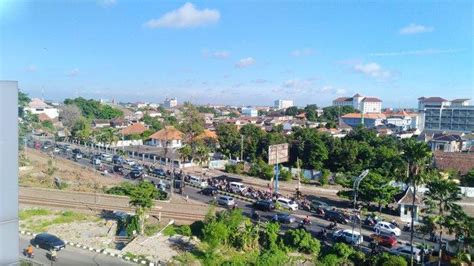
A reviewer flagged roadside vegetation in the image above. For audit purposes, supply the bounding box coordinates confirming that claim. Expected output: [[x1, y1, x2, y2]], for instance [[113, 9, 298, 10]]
[[19, 208, 98, 233]]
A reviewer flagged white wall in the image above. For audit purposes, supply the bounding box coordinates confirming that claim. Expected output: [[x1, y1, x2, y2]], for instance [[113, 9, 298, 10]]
[[0, 81, 19, 264]]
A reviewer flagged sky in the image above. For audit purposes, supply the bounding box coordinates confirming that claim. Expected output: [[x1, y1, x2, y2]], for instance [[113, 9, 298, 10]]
[[0, 0, 472, 108]]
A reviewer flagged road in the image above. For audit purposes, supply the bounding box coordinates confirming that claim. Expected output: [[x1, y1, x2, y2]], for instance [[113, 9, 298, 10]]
[[19, 235, 134, 266], [31, 142, 435, 250]]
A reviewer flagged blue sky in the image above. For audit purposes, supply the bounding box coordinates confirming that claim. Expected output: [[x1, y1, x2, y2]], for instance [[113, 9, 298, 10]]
[[0, 0, 472, 107]]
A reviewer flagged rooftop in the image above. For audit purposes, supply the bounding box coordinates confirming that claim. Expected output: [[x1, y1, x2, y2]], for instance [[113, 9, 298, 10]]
[[149, 126, 183, 140], [120, 123, 147, 136]]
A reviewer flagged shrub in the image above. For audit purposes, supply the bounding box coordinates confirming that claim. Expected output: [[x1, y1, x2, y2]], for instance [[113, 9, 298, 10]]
[[279, 168, 292, 181], [320, 169, 330, 186], [283, 229, 321, 255]]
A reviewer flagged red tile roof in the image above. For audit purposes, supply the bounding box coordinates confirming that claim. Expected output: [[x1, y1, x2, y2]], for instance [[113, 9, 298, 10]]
[[434, 151, 474, 175], [38, 113, 51, 122], [149, 126, 183, 140], [120, 123, 147, 136]]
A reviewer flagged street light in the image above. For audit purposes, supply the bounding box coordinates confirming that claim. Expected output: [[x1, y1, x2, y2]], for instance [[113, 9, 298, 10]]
[[140, 219, 174, 245], [351, 169, 369, 246]]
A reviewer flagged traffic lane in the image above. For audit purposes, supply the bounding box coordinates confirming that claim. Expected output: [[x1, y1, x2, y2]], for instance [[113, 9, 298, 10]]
[[19, 235, 133, 266]]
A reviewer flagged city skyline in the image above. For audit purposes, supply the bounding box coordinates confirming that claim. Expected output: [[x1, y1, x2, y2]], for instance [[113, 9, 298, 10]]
[[1, 1, 472, 107]]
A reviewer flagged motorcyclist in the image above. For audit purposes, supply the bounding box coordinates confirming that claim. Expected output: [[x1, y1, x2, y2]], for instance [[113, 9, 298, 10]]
[[303, 215, 311, 225], [50, 249, 57, 261], [26, 245, 33, 257]]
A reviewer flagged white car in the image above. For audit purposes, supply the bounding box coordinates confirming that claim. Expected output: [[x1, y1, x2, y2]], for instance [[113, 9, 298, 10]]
[[276, 197, 298, 211], [100, 154, 113, 162], [217, 196, 235, 207], [389, 246, 422, 263], [124, 159, 137, 166], [188, 175, 208, 188], [333, 229, 363, 245], [374, 221, 401, 236]]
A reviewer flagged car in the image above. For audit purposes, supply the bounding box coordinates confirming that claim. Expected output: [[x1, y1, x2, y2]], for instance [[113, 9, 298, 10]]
[[188, 175, 208, 188], [324, 210, 350, 224], [370, 233, 398, 248], [91, 156, 101, 165], [271, 213, 296, 224], [332, 229, 363, 245], [253, 200, 276, 212], [200, 187, 218, 196], [389, 246, 422, 264], [229, 182, 247, 194], [153, 168, 166, 177], [217, 196, 235, 207], [374, 221, 401, 236], [53, 147, 61, 153], [32, 233, 66, 251], [112, 155, 123, 164], [124, 159, 136, 166], [113, 165, 124, 173], [132, 165, 144, 171], [73, 152, 83, 160], [129, 170, 144, 179], [276, 197, 298, 211], [310, 200, 330, 210], [72, 148, 81, 154], [100, 154, 113, 162]]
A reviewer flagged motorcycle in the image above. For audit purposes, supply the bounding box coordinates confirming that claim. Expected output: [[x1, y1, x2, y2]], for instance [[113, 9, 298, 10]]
[[326, 222, 337, 230], [47, 253, 57, 262], [252, 212, 261, 222], [316, 229, 328, 240], [403, 223, 411, 232]]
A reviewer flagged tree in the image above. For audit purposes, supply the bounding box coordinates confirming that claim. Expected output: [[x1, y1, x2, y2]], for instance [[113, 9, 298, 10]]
[[128, 181, 156, 235], [285, 106, 300, 116], [216, 123, 241, 159], [424, 176, 462, 266], [283, 229, 321, 255], [460, 169, 474, 187], [240, 124, 266, 162], [401, 138, 431, 265], [178, 145, 192, 163], [59, 104, 82, 129], [142, 114, 163, 131], [179, 102, 205, 141], [71, 117, 91, 141], [304, 104, 319, 122], [95, 127, 119, 146], [64, 97, 122, 119], [358, 172, 400, 212]]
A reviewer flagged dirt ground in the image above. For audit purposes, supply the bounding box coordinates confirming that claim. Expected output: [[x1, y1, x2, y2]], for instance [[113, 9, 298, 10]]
[[19, 148, 122, 192]]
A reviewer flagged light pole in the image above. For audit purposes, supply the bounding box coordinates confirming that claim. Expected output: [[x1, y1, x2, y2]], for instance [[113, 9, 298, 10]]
[[351, 169, 369, 246]]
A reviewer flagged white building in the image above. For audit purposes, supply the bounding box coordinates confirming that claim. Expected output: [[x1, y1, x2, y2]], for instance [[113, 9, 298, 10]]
[[333, 93, 382, 113], [164, 97, 178, 108], [274, 99, 294, 110], [25, 98, 59, 119], [418, 97, 474, 133], [241, 107, 258, 117], [147, 126, 183, 149]]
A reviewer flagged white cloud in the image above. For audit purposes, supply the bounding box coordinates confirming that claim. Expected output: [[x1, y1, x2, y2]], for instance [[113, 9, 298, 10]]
[[315, 86, 346, 95], [98, 0, 117, 7], [144, 2, 220, 29], [203, 49, 230, 59], [25, 64, 37, 72], [235, 57, 256, 68], [290, 48, 314, 57], [369, 48, 465, 57], [353, 62, 392, 79], [67, 68, 80, 77], [399, 23, 434, 34]]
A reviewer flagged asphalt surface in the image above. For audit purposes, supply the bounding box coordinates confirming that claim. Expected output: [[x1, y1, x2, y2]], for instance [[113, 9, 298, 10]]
[[31, 142, 435, 253], [19, 235, 134, 266]]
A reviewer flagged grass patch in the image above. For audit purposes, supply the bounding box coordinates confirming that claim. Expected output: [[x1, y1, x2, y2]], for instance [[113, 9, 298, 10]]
[[163, 224, 192, 237], [19, 209, 50, 220], [144, 223, 162, 237]]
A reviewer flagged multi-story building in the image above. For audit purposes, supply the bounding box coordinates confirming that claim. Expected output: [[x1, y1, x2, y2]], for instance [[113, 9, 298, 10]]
[[241, 107, 258, 117], [340, 113, 386, 128], [25, 98, 59, 119], [274, 99, 294, 110], [164, 97, 178, 108], [418, 97, 474, 133], [333, 93, 382, 113]]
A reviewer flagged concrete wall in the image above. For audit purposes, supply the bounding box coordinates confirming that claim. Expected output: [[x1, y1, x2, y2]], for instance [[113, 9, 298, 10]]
[[0, 81, 19, 264]]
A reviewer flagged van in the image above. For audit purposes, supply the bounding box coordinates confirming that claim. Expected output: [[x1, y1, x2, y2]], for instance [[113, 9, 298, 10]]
[[229, 182, 247, 194], [188, 175, 208, 188], [277, 197, 298, 211]]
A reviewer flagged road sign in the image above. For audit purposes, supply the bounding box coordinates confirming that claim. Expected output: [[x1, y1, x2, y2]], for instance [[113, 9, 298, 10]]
[[268, 143, 289, 165]]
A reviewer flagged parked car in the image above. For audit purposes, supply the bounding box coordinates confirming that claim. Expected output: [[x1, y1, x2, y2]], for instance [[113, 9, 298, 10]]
[[374, 221, 401, 236], [310, 200, 330, 210], [217, 195, 235, 207], [153, 168, 166, 177], [124, 159, 136, 166], [100, 154, 113, 162], [132, 165, 144, 171], [112, 155, 123, 164], [200, 187, 218, 196], [188, 175, 208, 188], [324, 210, 350, 224], [276, 197, 298, 211], [229, 182, 247, 194], [73, 152, 83, 160], [72, 148, 81, 154], [253, 200, 276, 212], [271, 213, 296, 224], [129, 170, 144, 179], [32, 233, 65, 251], [53, 147, 61, 153], [332, 229, 363, 245], [389, 246, 422, 264], [91, 156, 101, 165], [369, 233, 398, 248]]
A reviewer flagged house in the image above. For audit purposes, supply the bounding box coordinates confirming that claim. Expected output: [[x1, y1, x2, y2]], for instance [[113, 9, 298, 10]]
[[397, 187, 423, 223], [340, 113, 386, 128], [25, 98, 59, 119], [120, 123, 147, 136], [428, 134, 463, 152], [110, 118, 128, 129], [433, 151, 474, 175], [92, 119, 111, 128], [38, 113, 52, 122], [147, 126, 183, 148], [241, 107, 258, 117], [333, 93, 382, 113]]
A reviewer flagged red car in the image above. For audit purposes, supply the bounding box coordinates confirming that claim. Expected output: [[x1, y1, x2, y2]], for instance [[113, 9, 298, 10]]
[[370, 233, 397, 248]]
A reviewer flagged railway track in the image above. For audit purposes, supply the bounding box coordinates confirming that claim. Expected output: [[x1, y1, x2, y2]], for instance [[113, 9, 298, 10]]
[[19, 195, 206, 222]]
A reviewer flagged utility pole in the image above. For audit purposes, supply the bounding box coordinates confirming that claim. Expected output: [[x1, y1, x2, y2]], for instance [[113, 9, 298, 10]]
[[240, 135, 244, 161], [352, 169, 369, 247]]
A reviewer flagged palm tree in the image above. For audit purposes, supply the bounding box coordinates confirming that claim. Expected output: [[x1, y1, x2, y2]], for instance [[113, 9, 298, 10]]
[[128, 182, 156, 235], [401, 138, 431, 266], [424, 176, 462, 266], [178, 144, 192, 163]]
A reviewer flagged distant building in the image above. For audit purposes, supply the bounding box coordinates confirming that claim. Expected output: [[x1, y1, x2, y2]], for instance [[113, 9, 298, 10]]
[[340, 113, 386, 128], [274, 99, 294, 110], [418, 97, 474, 133], [333, 93, 382, 113], [164, 97, 178, 108], [241, 107, 258, 117], [25, 98, 59, 119], [147, 126, 183, 148]]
